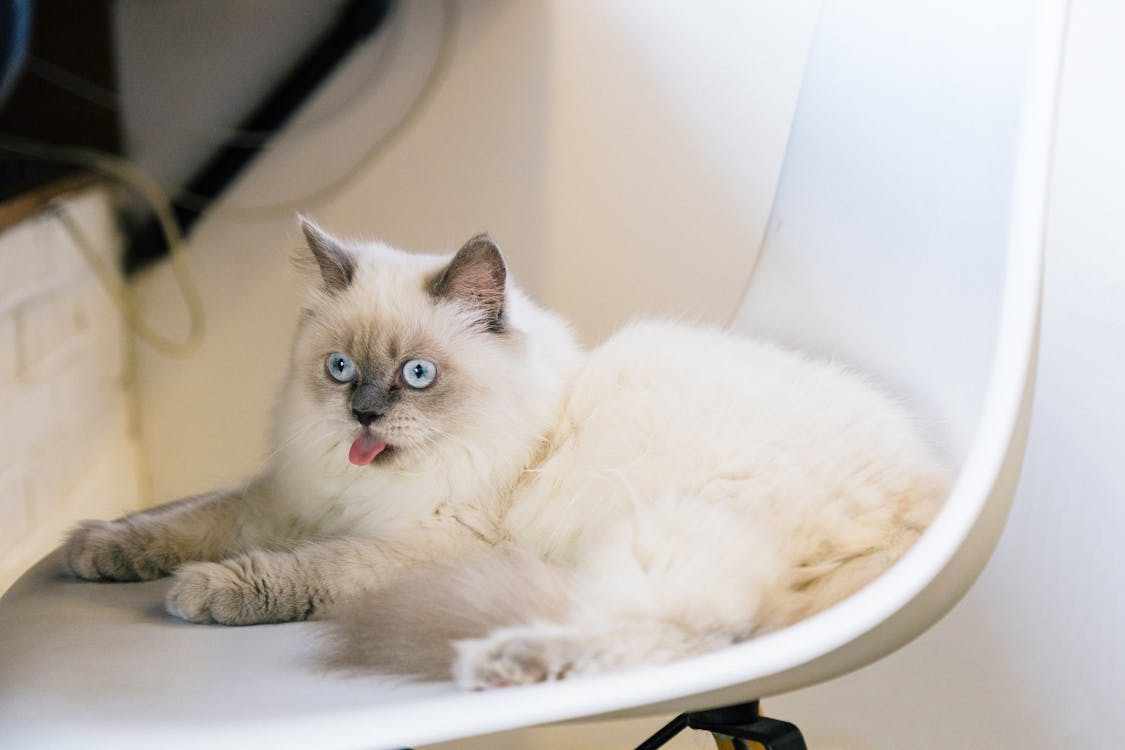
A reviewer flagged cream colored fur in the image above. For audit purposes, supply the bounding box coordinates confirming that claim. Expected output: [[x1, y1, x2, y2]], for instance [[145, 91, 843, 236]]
[[62, 222, 949, 688]]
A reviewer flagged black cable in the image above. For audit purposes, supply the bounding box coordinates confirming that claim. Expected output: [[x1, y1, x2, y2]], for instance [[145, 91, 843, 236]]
[[126, 0, 394, 272]]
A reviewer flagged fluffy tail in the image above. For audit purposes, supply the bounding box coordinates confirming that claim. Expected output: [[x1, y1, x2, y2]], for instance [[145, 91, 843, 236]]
[[324, 547, 572, 680]]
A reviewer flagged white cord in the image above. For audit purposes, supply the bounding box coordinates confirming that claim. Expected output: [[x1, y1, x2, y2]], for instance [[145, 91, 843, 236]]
[[1, 136, 206, 356]]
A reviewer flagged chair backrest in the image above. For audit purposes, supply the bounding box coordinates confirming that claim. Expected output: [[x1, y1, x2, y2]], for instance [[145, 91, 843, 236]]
[[663, 0, 1065, 709], [733, 0, 1046, 462]]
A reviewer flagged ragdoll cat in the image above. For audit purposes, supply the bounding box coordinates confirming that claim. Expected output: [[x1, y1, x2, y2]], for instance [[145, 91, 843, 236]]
[[62, 219, 949, 688]]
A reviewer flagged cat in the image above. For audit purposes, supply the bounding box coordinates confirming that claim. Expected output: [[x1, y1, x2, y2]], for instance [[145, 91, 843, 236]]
[[62, 218, 950, 688]]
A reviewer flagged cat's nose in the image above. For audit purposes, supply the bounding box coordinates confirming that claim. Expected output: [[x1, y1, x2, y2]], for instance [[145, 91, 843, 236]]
[[350, 383, 391, 426], [352, 408, 383, 426]]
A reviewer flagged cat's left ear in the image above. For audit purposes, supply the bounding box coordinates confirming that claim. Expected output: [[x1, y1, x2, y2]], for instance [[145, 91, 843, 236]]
[[430, 233, 507, 332], [297, 215, 355, 294]]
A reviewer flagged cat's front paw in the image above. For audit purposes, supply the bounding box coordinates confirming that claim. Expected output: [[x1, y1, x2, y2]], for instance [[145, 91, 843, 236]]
[[454, 628, 582, 689], [165, 554, 308, 625], [165, 561, 259, 625], [63, 520, 172, 581]]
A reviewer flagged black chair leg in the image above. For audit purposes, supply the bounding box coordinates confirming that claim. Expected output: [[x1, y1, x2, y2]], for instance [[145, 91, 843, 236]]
[[634, 700, 807, 750]]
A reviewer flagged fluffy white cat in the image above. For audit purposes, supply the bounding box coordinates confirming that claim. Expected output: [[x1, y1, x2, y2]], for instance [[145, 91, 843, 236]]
[[63, 220, 948, 688]]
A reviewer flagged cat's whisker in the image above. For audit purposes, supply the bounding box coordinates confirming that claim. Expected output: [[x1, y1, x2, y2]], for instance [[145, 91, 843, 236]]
[[265, 419, 346, 461], [321, 439, 345, 461], [265, 423, 321, 459], [289, 428, 346, 457]]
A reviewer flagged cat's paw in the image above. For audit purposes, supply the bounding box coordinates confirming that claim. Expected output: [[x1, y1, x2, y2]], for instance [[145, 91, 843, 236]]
[[453, 628, 582, 689], [63, 520, 172, 581], [165, 560, 260, 625], [165, 554, 309, 625]]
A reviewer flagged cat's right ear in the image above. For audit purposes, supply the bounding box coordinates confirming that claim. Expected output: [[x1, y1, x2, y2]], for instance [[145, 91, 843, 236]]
[[430, 234, 507, 332], [296, 215, 355, 294]]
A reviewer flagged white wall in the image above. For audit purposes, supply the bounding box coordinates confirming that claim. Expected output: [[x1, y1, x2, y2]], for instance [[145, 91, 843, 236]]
[[0, 190, 145, 592], [125, 0, 1125, 748], [539, 0, 819, 339]]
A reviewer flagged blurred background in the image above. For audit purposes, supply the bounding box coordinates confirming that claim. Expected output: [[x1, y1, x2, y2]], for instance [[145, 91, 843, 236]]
[[1, 1, 1122, 748]]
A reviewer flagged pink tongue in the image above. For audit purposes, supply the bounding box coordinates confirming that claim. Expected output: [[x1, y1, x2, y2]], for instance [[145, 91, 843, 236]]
[[348, 433, 388, 466]]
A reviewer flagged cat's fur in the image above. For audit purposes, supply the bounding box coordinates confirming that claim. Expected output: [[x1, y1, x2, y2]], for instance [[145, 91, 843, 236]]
[[63, 220, 949, 688]]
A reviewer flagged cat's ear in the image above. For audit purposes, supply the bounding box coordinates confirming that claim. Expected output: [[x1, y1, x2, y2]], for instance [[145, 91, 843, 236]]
[[430, 233, 507, 332], [296, 215, 356, 293]]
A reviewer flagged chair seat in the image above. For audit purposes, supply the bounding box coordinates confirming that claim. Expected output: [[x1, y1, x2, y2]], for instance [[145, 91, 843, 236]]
[[0, 554, 817, 749], [0, 555, 499, 749]]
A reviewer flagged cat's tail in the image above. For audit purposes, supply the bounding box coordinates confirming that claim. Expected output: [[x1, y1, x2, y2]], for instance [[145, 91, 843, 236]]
[[323, 546, 573, 680]]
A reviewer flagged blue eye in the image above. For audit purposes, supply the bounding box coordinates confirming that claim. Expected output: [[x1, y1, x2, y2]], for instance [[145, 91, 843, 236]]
[[326, 352, 357, 383], [401, 358, 436, 389]]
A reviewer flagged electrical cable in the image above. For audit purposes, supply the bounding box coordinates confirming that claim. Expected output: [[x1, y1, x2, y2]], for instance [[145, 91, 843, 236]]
[[21, 1, 402, 149], [171, 0, 458, 220], [0, 135, 206, 356], [18, 0, 457, 223]]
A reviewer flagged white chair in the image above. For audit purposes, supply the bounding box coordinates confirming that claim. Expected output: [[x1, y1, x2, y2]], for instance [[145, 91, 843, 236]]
[[0, 1, 1066, 748]]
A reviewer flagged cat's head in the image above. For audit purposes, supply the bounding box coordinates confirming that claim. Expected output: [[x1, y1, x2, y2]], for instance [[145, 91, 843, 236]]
[[272, 218, 577, 480]]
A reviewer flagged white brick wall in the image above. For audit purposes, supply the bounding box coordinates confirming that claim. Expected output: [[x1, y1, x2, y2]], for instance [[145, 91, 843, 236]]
[[0, 188, 144, 592]]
